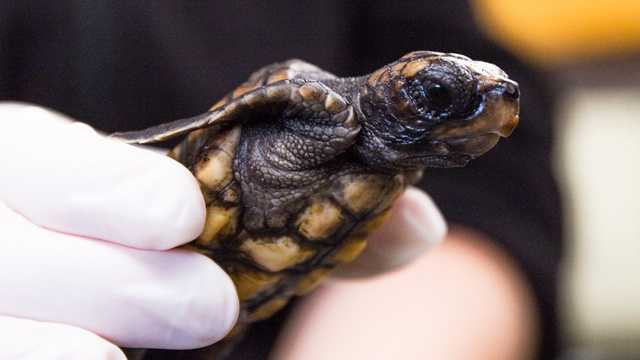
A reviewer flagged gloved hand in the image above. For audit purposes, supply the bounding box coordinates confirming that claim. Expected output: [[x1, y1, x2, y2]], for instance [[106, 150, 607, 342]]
[[0, 103, 239, 359]]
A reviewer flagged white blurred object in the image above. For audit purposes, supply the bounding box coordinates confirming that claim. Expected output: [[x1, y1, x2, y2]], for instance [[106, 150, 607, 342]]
[[557, 86, 640, 352]]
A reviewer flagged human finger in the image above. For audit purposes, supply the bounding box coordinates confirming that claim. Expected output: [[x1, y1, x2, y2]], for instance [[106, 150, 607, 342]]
[[0, 202, 238, 349], [0, 103, 204, 250], [0, 315, 126, 360]]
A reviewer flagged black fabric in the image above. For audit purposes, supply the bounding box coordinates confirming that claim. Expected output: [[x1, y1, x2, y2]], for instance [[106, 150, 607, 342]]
[[0, 1, 563, 359]]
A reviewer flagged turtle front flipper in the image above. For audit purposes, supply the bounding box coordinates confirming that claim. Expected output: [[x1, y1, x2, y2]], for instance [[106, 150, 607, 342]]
[[110, 59, 336, 145], [109, 80, 300, 145], [109, 111, 225, 144], [230, 80, 360, 230]]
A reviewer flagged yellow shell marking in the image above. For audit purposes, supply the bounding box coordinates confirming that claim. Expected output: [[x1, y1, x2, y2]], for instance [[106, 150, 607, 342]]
[[295, 268, 332, 296], [332, 237, 368, 264], [353, 209, 392, 238], [296, 200, 344, 240], [229, 268, 282, 301], [193, 127, 241, 191], [194, 151, 233, 191], [240, 236, 315, 272], [341, 175, 387, 214], [247, 297, 290, 322], [197, 206, 238, 247]]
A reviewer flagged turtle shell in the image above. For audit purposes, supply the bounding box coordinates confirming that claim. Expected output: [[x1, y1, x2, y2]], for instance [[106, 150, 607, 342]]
[[109, 59, 403, 328], [175, 125, 407, 322], [159, 60, 412, 325]]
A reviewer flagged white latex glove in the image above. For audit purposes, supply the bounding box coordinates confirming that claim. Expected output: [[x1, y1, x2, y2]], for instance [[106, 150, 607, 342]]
[[0, 103, 239, 359]]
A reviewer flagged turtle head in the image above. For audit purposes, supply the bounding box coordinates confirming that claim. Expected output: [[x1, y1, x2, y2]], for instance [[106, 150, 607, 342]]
[[355, 51, 519, 169]]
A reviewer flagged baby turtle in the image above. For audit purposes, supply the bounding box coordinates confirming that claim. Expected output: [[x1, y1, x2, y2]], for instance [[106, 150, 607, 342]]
[[112, 51, 519, 358]]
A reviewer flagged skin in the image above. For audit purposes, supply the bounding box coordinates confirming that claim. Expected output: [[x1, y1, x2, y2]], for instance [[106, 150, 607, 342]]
[[273, 227, 538, 360]]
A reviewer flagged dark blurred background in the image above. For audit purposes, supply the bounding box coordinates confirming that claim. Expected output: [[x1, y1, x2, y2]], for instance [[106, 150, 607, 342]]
[[1, 1, 639, 359]]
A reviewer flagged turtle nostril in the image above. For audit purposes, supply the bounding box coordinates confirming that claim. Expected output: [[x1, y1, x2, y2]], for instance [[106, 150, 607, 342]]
[[503, 82, 519, 100]]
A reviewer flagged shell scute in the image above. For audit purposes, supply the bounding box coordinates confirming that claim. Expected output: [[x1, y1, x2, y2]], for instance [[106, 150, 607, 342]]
[[295, 199, 344, 241], [334, 173, 389, 215], [239, 236, 315, 272], [228, 265, 283, 301], [294, 268, 332, 296], [193, 126, 241, 191], [197, 205, 239, 247]]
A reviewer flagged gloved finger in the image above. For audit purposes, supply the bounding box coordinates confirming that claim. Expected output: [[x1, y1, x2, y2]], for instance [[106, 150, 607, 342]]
[[0, 315, 126, 360], [0, 202, 239, 349], [0, 102, 205, 250], [333, 187, 447, 277]]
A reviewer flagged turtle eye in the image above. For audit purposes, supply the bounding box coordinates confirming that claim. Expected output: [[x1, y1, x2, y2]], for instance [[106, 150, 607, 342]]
[[425, 83, 452, 111], [409, 78, 455, 119]]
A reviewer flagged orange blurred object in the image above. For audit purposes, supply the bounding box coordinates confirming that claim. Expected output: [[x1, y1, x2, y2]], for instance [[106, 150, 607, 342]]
[[472, 0, 640, 65]]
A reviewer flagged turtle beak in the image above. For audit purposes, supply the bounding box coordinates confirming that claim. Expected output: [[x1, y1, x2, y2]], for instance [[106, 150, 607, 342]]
[[491, 80, 520, 137], [428, 79, 520, 157]]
